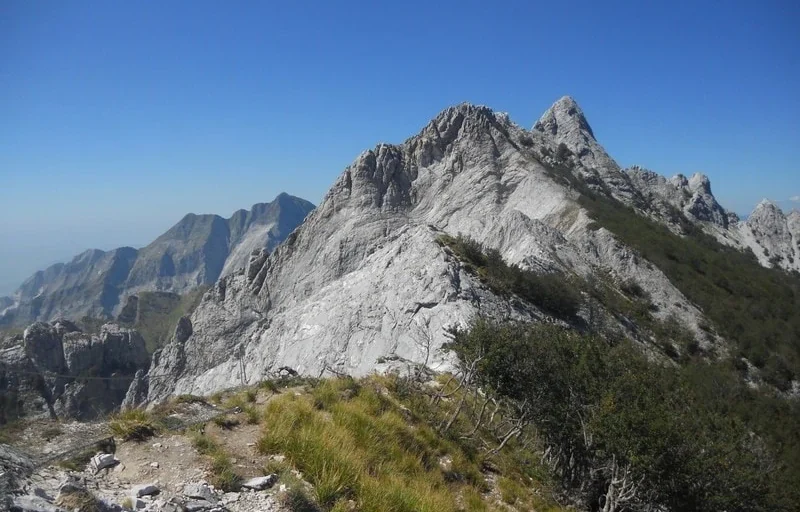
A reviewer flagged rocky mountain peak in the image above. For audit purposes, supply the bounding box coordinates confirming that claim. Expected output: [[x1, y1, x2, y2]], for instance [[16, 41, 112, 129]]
[[752, 198, 782, 215], [688, 172, 712, 194], [417, 102, 514, 148], [533, 95, 596, 141], [741, 199, 800, 270]]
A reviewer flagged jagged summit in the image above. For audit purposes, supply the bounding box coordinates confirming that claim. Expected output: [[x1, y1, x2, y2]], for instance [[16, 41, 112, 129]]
[[753, 198, 781, 212], [533, 95, 596, 141], [143, 96, 727, 400]]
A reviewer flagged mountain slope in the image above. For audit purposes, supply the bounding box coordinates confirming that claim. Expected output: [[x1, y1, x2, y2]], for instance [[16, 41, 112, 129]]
[[0, 194, 314, 327], [146, 98, 754, 401]]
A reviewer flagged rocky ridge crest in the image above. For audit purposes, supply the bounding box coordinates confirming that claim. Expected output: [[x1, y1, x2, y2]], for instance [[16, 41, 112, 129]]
[[144, 97, 728, 401]]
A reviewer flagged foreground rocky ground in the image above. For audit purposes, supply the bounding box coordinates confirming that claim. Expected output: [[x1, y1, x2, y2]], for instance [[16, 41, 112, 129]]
[[2, 388, 304, 512], [3, 376, 564, 512]]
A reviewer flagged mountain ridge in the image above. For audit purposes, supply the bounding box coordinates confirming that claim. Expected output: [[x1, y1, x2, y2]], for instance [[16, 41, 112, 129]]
[[142, 96, 800, 402], [138, 98, 717, 400], [0, 194, 315, 328]]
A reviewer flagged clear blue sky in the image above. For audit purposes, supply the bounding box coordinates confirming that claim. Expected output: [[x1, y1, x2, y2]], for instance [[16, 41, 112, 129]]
[[1, 1, 798, 294]]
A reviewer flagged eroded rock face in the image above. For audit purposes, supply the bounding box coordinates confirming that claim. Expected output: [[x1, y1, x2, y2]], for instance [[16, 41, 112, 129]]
[[0, 321, 150, 422], [736, 200, 800, 271], [625, 167, 732, 228], [144, 99, 717, 401]]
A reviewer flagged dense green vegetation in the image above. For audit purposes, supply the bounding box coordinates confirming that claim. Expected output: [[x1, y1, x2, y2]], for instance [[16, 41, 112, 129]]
[[438, 233, 698, 360], [445, 319, 800, 511], [571, 170, 800, 389], [436, 188, 800, 510], [437, 234, 582, 319]]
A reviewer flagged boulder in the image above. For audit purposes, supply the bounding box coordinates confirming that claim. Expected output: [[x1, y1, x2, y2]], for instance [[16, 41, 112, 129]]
[[241, 474, 278, 491], [132, 483, 160, 497], [89, 453, 119, 473], [183, 482, 216, 501]]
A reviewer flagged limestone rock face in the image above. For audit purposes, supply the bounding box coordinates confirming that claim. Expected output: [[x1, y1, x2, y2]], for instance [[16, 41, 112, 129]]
[[735, 200, 800, 270], [625, 167, 732, 227], [533, 96, 641, 204], [0, 194, 314, 328], [145, 99, 715, 401], [0, 321, 149, 421], [23, 323, 67, 374]]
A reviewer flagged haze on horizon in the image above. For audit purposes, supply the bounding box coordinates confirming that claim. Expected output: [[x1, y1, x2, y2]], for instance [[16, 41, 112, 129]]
[[1, 1, 798, 295]]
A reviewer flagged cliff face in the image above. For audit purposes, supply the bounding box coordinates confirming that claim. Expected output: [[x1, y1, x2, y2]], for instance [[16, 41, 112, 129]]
[[0, 194, 314, 327], [0, 320, 149, 422]]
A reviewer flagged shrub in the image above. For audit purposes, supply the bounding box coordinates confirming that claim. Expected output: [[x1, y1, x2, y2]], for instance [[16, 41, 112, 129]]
[[438, 234, 581, 319], [174, 394, 207, 404], [444, 319, 796, 510], [555, 142, 571, 161]]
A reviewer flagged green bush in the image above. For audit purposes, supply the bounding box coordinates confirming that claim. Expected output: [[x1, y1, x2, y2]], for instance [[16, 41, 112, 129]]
[[573, 174, 800, 381], [444, 319, 795, 510], [438, 234, 581, 319]]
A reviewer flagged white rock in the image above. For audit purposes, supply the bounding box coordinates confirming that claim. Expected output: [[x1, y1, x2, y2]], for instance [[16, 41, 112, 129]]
[[185, 499, 213, 511], [89, 452, 119, 473], [241, 474, 277, 491], [149, 462, 159, 469]]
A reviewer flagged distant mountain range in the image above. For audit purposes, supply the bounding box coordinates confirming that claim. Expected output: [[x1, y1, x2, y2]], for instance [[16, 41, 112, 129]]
[[0, 193, 314, 327]]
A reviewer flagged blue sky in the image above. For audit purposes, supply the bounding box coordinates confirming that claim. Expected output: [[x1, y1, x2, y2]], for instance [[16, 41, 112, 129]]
[[1, 1, 798, 294]]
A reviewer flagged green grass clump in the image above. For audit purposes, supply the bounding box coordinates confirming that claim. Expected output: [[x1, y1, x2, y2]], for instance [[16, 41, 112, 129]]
[[212, 415, 240, 429], [109, 409, 159, 441], [57, 448, 97, 471], [243, 405, 261, 424], [41, 424, 63, 440], [174, 394, 207, 404], [258, 379, 280, 394], [258, 377, 493, 512], [281, 487, 323, 512]]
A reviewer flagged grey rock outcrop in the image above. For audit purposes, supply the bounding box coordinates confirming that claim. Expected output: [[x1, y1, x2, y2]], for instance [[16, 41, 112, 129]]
[[734, 200, 800, 271], [0, 321, 149, 422], [625, 166, 732, 228], [1, 194, 314, 328], [144, 99, 717, 401]]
